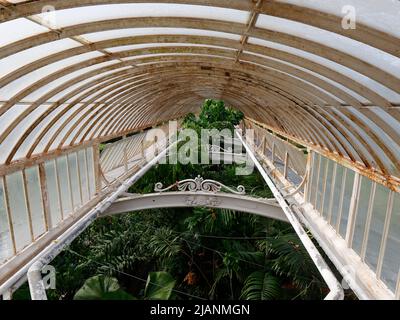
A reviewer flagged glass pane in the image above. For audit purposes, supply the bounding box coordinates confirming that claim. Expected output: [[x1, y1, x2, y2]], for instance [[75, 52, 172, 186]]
[[315, 156, 328, 212], [5, 171, 31, 252], [365, 184, 390, 271], [0, 179, 13, 263], [33, 4, 250, 28], [255, 13, 400, 80], [44, 160, 62, 227], [352, 177, 373, 254], [48, 104, 91, 151], [370, 107, 400, 136], [381, 192, 400, 292], [0, 105, 29, 165], [78, 150, 90, 203], [14, 104, 73, 160], [25, 166, 46, 239], [0, 18, 48, 48], [22, 58, 113, 102], [310, 153, 321, 207], [56, 156, 73, 216], [82, 28, 241, 43], [347, 107, 400, 176], [86, 147, 96, 197], [322, 160, 334, 219], [278, 0, 400, 38], [330, 165, 344, 229], [0, 38, 80, 79], [339, 169, 355, 238], [68, 153, 82, 209], [334, 109, 394, 174], [43, 103, 93, 150], [0, 105, 49, 164], [307, 152, 316, 203], [26, 106, 81, 158], [247, 37, 400, 103]]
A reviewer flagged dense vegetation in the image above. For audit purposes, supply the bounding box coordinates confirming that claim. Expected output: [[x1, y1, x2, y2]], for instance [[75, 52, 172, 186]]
[[15, 100, 328, 300]]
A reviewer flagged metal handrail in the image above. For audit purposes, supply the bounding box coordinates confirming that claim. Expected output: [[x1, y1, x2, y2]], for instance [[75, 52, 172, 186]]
[[25, 140, 178, 300], [236, 130, 344, 300]]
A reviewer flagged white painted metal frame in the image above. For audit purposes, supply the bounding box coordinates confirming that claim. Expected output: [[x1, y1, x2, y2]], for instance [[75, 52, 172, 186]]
[[237, 129, 344, 300], [245, 122, 307, 189], [0, 1, 399, 190], [0, 124, 172, 298], [27, 138, 178, 300], [102, 192, 286, 222], [303, 150, 399, 298], [0, 144, 98, 290], [246, 119, 399, 299]]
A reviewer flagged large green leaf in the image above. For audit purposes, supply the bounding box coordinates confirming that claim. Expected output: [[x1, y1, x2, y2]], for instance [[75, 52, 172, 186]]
[[74, 275, 134, 300], [241, 271, 281, 300], [144, 272, 176, 300]]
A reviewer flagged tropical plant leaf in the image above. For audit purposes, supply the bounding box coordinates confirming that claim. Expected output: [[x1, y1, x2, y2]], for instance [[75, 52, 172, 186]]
[[144, 271, 176, 300], [209, 268, 230, 298], [73, 275, 134, 300], [148, 228, 182, 258], [240, 271, 281, 300]]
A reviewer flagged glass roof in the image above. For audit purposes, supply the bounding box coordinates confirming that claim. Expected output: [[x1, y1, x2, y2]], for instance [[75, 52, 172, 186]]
[[0, 0, 399, 186], [277, 0, 400, 38]]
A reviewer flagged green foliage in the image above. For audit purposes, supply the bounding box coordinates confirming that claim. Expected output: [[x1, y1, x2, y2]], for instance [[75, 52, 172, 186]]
[[256, 233, 327, 299], [74, 275, 134, 300], [183, 99, 244, 132], [145, 272, 176, 300], [99, 143, 106, 153], [31, 99, 325, 301], [241, 271, 281, 300], [74, 272, 175, 300]]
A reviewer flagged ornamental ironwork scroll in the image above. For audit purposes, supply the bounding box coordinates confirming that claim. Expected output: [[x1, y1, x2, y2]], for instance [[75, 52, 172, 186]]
[[207, 144, 233, 153], [154, 175, 245, 195]]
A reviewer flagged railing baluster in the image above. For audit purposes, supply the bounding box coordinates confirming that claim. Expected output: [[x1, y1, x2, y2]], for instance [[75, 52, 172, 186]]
[[283, 151, 289, 179]]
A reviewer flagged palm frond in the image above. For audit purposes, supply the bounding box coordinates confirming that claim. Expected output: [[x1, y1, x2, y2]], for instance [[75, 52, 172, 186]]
[[240, 271, 281, 300]]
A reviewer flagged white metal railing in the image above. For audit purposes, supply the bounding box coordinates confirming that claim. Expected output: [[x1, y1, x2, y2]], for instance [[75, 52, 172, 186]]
[[99, 125, 173, 184], [243, 120, 399, 299], [0, 146, 97, 268], [244, 120, 307, 187], [27, 141, 177, 300], [0, 127, 175, 299], [100, 133, 146, 174], [237, 130, 344, 300]]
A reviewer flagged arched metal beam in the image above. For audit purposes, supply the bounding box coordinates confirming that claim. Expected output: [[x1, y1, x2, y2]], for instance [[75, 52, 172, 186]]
[[0, 48, 343, 118], [100, 192, 288, 223], [3, 59, 337, 157], [27, 66, 312, 154], [0, 17, 398, 95], [1, 34, 388, 107], [2, 0, 398, 60], [41, 59, 394, 170], [4, 58, 392, 175]]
